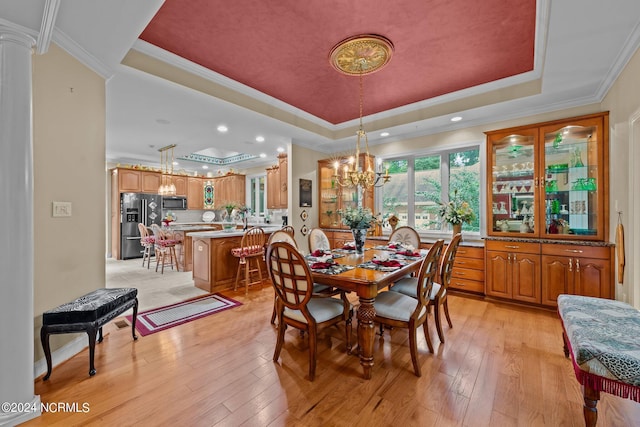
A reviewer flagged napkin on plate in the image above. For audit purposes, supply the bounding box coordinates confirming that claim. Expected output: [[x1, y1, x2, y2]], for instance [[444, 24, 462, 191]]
[[342, 242, 356, 250], [397, 249, 421, 257], [310, 249, 331, 257], [372, 259, 402, 268], [310, 261, 333, 269]]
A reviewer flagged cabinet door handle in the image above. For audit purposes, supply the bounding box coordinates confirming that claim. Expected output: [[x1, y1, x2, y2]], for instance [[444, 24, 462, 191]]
[[513, 254, 516, 262], [454, 282, 465, 287], [456, 261, 466, 264], [505, 245, 520, 249], [564, 249, 583, 254], [507, 254, 511, 262], [569, 258, 572, 272], [576, 259, 580, 272], [540, 176, 546, 187], [456, 271, 466, 276], [534, 177, 539, 187], [457, 250, 466, 255]]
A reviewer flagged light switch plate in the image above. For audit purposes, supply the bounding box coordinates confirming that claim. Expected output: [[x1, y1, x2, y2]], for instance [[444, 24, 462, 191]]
[[52, 201, 72, 217]]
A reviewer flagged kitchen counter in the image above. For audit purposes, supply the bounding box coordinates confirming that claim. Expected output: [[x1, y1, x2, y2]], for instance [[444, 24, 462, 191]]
[[189, 227, 280, 293]]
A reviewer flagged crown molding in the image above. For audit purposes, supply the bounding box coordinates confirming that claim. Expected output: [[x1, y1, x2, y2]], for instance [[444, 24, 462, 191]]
[[36, 0, 60, 55], [52, 27, 112, 78]]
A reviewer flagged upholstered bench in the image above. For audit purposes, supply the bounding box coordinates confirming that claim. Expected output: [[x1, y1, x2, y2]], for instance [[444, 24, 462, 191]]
[[40, 287, 138, 380], [557, 294, 640, 427]]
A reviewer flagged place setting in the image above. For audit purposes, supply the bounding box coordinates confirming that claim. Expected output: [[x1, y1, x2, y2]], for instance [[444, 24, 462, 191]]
[[357, 252, 408, 272], [373, 241, 423, 259], [305, 249, 353, 275], [332, 241, 370, 254]]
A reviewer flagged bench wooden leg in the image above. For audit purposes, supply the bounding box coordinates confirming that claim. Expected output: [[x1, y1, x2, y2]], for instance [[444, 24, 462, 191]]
[[131, 298, 139, 340], [583, 384, 599, 427], [87, 326, 98, 376], [41, 327, 52, 381], [562, 331, 570, 358]]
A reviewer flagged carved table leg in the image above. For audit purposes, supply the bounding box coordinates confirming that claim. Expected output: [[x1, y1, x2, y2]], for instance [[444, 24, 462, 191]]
[[357, 296, 375, 379], [562, 332, 569, 358], [583, 385, 599, 427]]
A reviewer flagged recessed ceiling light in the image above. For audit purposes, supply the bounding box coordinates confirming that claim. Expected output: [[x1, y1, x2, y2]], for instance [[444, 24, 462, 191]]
[[277, 147, 285, 153], [156, 118, 170, 125], [380, 132, 390, 137], [256, 136, 265, 142], [451, 116, 463, 122], [217, 125, 228, 133], [202, 165, 209, 169], [259, 153, 266, 158]]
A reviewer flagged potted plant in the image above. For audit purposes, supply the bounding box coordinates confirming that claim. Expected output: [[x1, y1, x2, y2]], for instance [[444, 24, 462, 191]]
[[439, 189, 475, 236], [337, 206, 374, 254]]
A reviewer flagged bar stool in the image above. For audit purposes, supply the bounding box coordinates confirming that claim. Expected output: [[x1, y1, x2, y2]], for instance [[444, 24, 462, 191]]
[[231, 227, 266, 295], [150, 224, 179, 274], [138, 223, 155, 269]]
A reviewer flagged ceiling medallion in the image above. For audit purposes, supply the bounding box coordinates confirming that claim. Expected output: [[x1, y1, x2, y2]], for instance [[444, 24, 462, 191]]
[[329, 34, 394, 76]]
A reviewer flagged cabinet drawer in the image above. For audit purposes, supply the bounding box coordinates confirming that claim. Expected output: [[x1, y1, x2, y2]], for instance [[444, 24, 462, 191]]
[[451, 267, 484, 282], [449, 278, 484, 293], [486, 240, 540, 254], [541, 243, 611, 259], [453, 257, 484, 270], [455, 246, 484, 259]]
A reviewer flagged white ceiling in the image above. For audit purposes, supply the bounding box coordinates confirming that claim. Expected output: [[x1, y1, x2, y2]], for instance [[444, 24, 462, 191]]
[[2, 0, 640, 173]]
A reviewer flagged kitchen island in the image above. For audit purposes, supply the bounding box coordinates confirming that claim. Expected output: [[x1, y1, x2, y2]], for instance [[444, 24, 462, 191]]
[[188, 226, 281, 293]]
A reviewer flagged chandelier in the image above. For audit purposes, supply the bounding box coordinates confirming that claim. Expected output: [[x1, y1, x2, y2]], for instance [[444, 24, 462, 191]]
[[158, 144, 176, 196], [329, 35, 393, 189]]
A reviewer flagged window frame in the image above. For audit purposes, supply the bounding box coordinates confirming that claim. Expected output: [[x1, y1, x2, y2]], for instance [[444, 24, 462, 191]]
[[375, 141, 485, 238], [246, 173, 266, 217]]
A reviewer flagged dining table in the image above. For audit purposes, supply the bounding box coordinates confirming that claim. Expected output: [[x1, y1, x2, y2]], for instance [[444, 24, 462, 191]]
[[309, 246, 425, 379]]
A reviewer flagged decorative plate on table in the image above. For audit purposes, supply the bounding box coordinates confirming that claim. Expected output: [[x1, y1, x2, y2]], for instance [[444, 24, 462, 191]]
[[202, 211, 216, 222]]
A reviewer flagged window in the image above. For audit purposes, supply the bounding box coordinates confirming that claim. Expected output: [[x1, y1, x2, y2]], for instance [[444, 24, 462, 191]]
[[379, 146, 481, 233], [247, 175, 266, 216]]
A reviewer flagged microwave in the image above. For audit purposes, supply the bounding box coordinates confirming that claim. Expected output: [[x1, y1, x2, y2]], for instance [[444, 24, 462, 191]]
[[162, 196, 188, 210]]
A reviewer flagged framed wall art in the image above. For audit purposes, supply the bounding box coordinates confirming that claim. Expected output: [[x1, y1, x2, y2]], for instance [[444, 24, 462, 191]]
[[299, 179, 312, 207]]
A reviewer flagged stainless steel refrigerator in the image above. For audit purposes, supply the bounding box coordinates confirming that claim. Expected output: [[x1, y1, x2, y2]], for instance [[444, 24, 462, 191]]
[[120, 193, 162, 259]]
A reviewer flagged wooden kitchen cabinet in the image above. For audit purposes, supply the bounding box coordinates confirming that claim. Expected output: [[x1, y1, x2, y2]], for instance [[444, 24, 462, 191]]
[[540, 243, 614, 307], [485, 240, 541, 304], [450, 246, 485, 294], [141, 171, 161, 193], [187, 177, 204, 209], [266, 154, 288, 209], [173, 175, 188, 196], [213, 174, 245, 209], [117, 168, 143, 192]]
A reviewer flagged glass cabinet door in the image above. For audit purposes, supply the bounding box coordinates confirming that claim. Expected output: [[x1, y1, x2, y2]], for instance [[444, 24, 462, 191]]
[[540, 116, 604, 240], [319, 162, 339, 228], [488, 129, 538, 235]]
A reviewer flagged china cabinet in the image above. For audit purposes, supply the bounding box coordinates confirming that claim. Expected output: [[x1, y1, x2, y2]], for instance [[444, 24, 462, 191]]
[[484, 112, 614, 308], [486, 112, 609, 241], [317, 154, 375, 229]]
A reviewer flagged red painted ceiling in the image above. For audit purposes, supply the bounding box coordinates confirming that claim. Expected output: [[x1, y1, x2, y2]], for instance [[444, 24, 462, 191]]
[[140, 0, 535, 125]]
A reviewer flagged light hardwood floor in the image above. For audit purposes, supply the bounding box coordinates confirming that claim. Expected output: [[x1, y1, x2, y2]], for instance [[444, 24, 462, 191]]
[[24, 263, 640, 426]]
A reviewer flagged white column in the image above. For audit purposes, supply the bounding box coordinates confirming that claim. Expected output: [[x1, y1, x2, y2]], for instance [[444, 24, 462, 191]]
[[0, 26, 41, 425]]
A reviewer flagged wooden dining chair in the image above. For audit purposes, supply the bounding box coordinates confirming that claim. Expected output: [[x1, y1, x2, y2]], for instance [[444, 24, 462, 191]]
[[281, 225, 295, 238], [388, 226, 421, 248], [308, 228, 331, 252], [231, 227, 266, 295], [390, 233, 462, 343], [266, 241, 352, 381], [373, 239, 444, 377]]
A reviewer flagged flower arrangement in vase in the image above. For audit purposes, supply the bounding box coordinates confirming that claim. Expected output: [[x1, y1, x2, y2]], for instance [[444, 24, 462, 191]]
[[439, 189, 475, 234], [337, 206, 374, 254]]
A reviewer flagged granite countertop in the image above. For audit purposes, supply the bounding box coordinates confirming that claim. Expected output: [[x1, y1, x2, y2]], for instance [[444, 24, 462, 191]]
[[187, 226, 282, 239], [483, 236, 615, 247]]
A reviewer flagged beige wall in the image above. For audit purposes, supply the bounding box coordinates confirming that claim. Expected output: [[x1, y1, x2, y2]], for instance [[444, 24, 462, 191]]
[[601, 45, 640, 307], [290, 144, 325, 251], [32, 44, 106, 360]]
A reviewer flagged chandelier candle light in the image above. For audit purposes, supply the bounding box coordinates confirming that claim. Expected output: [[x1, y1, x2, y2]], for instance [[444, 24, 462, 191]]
[[158, 144, 177, 196], [329, 35, 393, 190]]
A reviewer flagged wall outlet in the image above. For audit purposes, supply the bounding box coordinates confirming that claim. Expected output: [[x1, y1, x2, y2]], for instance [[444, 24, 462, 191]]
[[52, 201, 72, 217]]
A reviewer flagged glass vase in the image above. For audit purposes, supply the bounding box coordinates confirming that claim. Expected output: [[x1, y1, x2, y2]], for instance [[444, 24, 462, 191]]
[[351, 228, 367, 255]]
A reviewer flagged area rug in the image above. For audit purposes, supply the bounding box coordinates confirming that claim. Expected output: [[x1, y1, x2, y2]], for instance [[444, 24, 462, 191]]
[[126, 293, 241, 336]]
